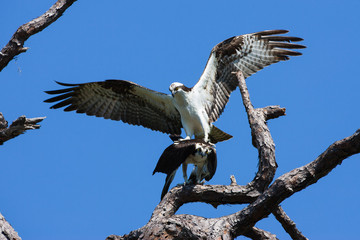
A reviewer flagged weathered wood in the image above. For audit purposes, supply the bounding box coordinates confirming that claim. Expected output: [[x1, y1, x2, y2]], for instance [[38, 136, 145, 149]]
[[108, 71, 360, 239], [0, 113, 45, 145], [272, 206, 308, 240], [0, 0, 77, 72], [226, 128, 360, 237], [1, 1, 358, 235], [236, 71, 281, 193], [0, 1, 77, 239], [146, 72, 285, 222], [0, 213, 21, 240], [243, 227, 279, 240]]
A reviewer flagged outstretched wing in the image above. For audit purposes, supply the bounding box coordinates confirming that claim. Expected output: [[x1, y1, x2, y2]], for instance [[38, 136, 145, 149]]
[[192, 29, 305, 123], [44, 80, 182, 135]]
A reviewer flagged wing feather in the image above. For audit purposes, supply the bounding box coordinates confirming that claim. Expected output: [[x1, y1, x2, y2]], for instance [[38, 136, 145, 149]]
[[192, 30, 305, 123], [153, 141, 196, 175], [44, 80, 182, 134], [204, 149, 217, 181]]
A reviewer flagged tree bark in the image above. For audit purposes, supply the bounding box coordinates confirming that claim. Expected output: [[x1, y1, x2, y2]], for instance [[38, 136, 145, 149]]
[[272, 206, 308, 240], [107, 72, 360, 239], [1, 0, 359, 238], [0, 0, 77, 72], [0, 213, 21, 240], [243, 227, 279, 240], [1, 1, 77, 239], [0, 113, 45, 145]]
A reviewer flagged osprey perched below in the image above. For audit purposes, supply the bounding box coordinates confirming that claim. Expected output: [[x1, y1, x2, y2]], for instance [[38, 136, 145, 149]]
[[153, 139, 217, 199], [45, 30, 305, 142]]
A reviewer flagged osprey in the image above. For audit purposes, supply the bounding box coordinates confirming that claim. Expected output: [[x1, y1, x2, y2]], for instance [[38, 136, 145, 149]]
[[153, 138, 217, 199], [45, 30, 305, 142]]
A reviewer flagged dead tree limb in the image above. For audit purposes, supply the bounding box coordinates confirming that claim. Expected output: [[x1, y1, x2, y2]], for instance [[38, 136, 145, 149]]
[[236, 71, 283, 193], [0, 112, 45, 145], [0, 0, 77, 72], [243, 227, 279, 240], [108, 71, 360, 239], [226, 127, 360, 237], [237, 71, 306, 238], [145, 71, 286, 221], [0, 212, 21, 240], [0, 1, 77, 239], [272, 206, 308, 240]]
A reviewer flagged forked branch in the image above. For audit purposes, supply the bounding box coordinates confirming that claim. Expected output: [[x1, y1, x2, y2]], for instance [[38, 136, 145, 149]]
[[0, 1, 76, 239], [108, 71, 360, 239], [147, 72, 286, 222], [0, 113, 45, 145], [226, 127, 360, 237], [112, 71, 360, 239]]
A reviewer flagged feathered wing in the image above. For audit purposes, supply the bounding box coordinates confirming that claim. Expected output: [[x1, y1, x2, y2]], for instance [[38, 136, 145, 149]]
[[204, 149, 217, 181], [44, 80, 182, 135], [161, 172, 176, 200], [192, 29, 305, 123], [153, 139, 216, 199], [153, 141, 195, 200], [153, 140, 197, 175]]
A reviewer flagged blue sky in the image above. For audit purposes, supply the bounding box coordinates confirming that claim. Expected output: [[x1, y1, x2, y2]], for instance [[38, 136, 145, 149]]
[[1, 1, 359, 239]]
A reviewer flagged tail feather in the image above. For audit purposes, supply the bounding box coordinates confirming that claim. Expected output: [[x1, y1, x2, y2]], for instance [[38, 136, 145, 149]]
[[161, 171, 176, 200], [209, 125, 232, 143]]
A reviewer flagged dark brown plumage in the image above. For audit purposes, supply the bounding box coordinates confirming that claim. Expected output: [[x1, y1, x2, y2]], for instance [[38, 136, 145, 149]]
[[153, 139, 217, 199]]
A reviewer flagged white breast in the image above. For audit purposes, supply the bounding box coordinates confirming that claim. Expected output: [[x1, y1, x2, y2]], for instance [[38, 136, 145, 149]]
[[185, 152, 207, 167], [172, 91, 210, 139]]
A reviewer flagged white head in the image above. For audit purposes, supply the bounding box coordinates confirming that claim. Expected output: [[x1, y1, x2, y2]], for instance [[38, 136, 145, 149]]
[[169, 82, 184, 95], [195, 143, 212, 156], [169, 82, 190, 96]]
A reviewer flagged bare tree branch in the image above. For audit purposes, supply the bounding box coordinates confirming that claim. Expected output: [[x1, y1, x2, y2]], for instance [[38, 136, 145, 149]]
[[151, 183, 259, 220], [147, 71, 286, 220], [0, 212, 21, 240], [236, 71, 281, 192], [236, 71, 308, 239], [3, 0, 340, 239], [1, 1, 77, 239], [272, 206, 308, 240], [108, 71, 359, 239], [227, 128, 360, 237], [0, 113, 45, 145], [243, 227, 279, 240], [0, 0, 77, 72]]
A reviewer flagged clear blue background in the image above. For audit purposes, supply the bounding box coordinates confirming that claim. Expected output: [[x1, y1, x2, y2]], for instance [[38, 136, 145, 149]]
[[1, 1, 359, 239]]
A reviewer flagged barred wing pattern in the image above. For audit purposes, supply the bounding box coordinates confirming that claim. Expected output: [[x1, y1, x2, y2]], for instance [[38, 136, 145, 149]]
[[45, 80, 182, 135], [192, 29, 305, 123]]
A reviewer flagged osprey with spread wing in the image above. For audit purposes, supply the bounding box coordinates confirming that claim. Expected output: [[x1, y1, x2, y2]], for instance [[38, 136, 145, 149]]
[[45, 30, 305, 142]]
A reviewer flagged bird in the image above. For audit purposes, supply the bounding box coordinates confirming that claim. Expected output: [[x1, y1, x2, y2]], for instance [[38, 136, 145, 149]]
[[153, 138, 217, 199], [44, 30, 305, 143]]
